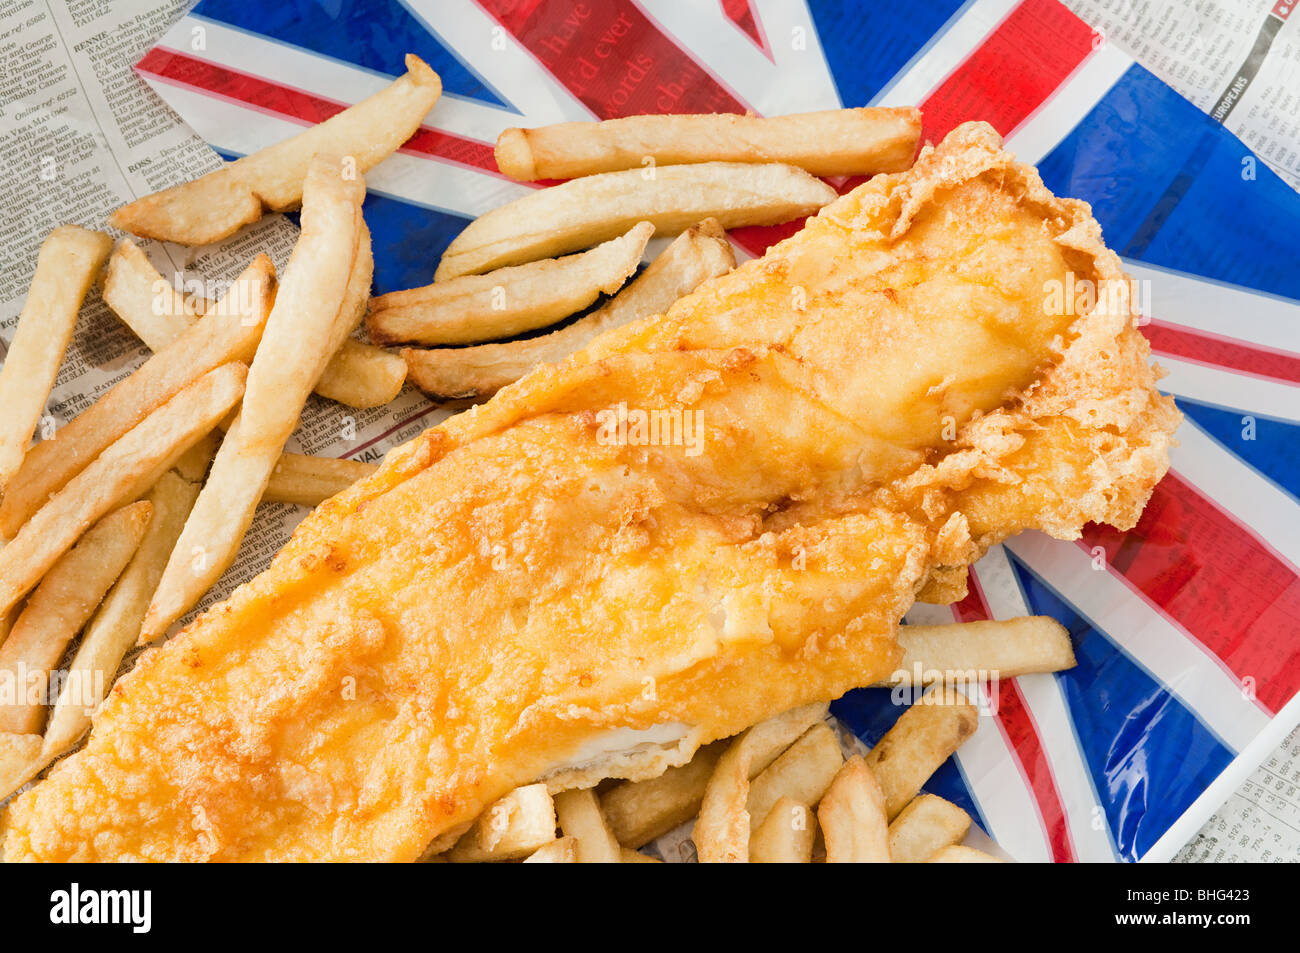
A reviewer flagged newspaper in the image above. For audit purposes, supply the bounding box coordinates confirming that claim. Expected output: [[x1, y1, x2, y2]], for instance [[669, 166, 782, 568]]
[[1067, 0, 1300, 190], [1175, 724, 1300, 862], [0, 0, 447, 621]]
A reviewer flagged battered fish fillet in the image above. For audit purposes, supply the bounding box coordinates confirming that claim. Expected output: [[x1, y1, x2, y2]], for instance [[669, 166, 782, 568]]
[[1, 123, 1178, 861]]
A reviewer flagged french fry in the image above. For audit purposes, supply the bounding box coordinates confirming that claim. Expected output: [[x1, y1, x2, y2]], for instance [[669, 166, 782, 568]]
[[313, 339, 406, 409], [553, 788, 622, 863], [881, 617, 1076, 686], [864, 685, 979, 820], [141, 158, 365, 642], [619, 848, 661, 863], [496, 107, 921, 181], [103, 238, 404, 409], [0, 363, 246, 621], [818, 755, 890, 863], [367, 222, 653, 346], [0, 255, 274, 539], [404, 219, 735, 399], [111, 55, 441, 245], [41, 471, 203, 757], [0, 733, 45, 802], [263, 454, 377, 508], [0, 226, 112, 491], [448, 783, 557, 862], [925, 845, 1006, 863], [100, 237, 201, 346], [694, 702, 829, 863], [601, 740, 725, 849], [886, 794, 972, 864], [434, 161, 835, 280], [750, 796, 817, 863], [0, 501, 151, 734], [746, 722, 843, 833], [523, 836, 578, 863]]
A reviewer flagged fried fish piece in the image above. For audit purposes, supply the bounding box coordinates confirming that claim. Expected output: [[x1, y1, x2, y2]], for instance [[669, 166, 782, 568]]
[[0, 123, 1177, 861]]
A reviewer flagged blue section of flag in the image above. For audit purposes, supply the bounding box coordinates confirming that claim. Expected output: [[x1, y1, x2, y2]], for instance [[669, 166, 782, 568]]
[[190, 0, 507, 106], [832, 685, 987, 835], [362, 192, 466, 294], [1179, 399, 1300, 503], [809, 0, 969, 107], [1008, 552, 1235, 862], [1037, 64, 1300, 302]]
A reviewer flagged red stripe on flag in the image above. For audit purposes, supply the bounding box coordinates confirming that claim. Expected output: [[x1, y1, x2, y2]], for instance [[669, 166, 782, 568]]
[[953, 571, 1078, 862], [720, 0, 771, 56], [477, 0, 746, 117], [919, 0, 1096, 144], [1144, 319, 1300, 386], [135, 48, 500, 174], [1082, 472, 1300, 713]]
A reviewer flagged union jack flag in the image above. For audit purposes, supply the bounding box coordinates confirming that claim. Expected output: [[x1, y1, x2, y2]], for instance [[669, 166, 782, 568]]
[[135, 0, 1300, 862]]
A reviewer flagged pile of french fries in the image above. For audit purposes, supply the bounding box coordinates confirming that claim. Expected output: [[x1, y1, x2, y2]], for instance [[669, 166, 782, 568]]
[[436, 616, 1076, 863], [0, 58, 448, 798]]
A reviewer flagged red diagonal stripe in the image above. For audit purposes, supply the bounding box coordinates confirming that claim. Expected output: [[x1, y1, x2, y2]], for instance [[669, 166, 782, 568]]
[[1143, 319, 1300, 386], [952, 571, 1077, 862], [1082, 472, 1300, 713], [477, 0, 746, 117], [721, 0, 770, 56], [135, 48, 499, 174], [920, 0, 1096, 144]]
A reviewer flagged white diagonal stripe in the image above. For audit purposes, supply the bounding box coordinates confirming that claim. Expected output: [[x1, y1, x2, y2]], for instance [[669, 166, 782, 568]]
[[974, 545, 1118, 861], [1156, 357, 1300, 424], [1126, 259, 1300, 354], [1171, 418, 1300, 566], [1003, 41, 1131, 164], [1005, 532, 1269, 752], [871, 0, 1020, 108]]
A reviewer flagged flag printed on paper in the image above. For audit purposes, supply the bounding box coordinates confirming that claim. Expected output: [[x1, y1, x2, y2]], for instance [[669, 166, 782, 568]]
[[136, 0, 1300, 862]]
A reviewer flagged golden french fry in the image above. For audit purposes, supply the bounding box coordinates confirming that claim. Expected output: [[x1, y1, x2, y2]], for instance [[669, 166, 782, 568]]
[[881, 616, 1076, 686], [0, 256, 273, 539], [553, 788, 621, 863], [0, 501, 151, 734], [313, 340, 406, 409], [103, 239, 403, 409], [746, 722, 843, 833], [496, 107, 921, 181], [886, 794, 972, 864], [0, 363, 246, 621], [926, 845, 1006, 863], [142, 159, 365, 642], [172, 431, 220, 484], [523, 836, 578, 863], [750, 796, 817, 863], [819, 755, 890, 863], [101, 237, 200, 346], [694, 702, 829, 863], [435, 161, 835, 280], [619, 848, 661, 863], [111, 55, 440, 245], [865, 686, 979, 820], [0, 732, 45, 802], [404, 219, 735, 399], [368, 222, 653, 346], [41, 471, 203, 757], [601, 740, 725, 849], [0, 226, 112, 491], [263, 454, 378, 508], [448, 783, 557, 862]]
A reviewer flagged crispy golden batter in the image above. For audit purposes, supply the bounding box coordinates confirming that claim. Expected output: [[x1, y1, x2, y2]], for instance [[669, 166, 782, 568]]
[[1, 123, 1177, 861]]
